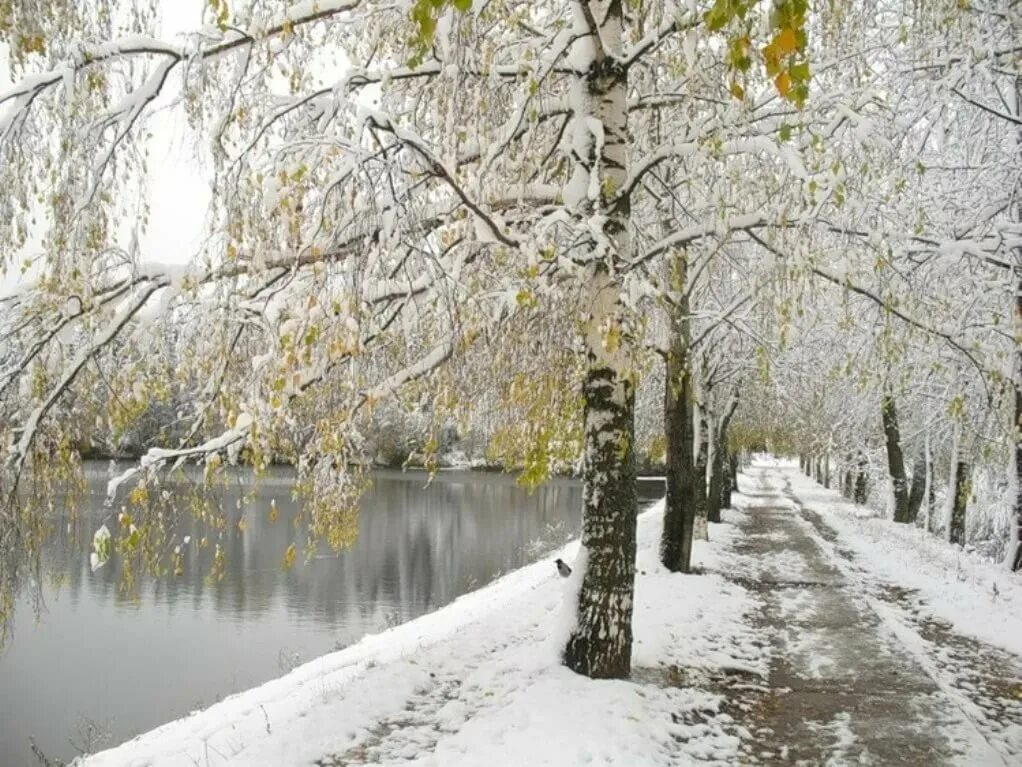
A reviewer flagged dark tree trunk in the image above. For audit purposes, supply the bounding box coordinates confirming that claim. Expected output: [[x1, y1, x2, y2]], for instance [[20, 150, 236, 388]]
[[660, 351, 696, 573], [707, 442, 724, 524], [882, 395, 911, 523], [659, 253, 697, 574], [823, 452, 831, 489], [925, 441, 936, 534], [729, 452, 739, 493], [706, 398, 737, 525], [854, 453, 869, 504], [721, 450, 733, 510], [906, 448, 926, 525], [949, 460, 970, 547], [841, 455, 854, 499]]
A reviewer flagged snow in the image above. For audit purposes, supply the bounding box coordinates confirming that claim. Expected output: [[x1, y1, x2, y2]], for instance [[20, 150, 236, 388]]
[[783, 467, 1022, 659], [80, 500, 765, 767]]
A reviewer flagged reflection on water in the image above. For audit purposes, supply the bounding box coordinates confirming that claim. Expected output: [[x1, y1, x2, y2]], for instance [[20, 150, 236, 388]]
[[0, 465, 663, 766]]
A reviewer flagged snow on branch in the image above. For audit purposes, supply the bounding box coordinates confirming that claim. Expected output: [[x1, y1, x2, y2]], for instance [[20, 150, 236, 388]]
[[6, 278, 168, 478]]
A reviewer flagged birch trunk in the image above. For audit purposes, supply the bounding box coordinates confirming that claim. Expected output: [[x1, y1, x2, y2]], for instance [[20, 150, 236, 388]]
[[563, 0, 636, 679], [693, 402, 709, 541]]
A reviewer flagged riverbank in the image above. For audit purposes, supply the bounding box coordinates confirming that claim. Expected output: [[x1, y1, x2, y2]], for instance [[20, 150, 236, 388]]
[[80, 499, 765, 766], [78, 463, 1022, 765], [77, 446, 671, 478]]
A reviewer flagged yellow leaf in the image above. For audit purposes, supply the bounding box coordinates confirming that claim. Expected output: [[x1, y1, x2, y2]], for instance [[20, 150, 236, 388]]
[[729, 82, 745, 100], [775, 71, 792, 98], [774, 27, 798, 56]]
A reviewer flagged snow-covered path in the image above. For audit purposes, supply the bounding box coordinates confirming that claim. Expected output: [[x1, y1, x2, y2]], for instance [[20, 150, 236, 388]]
[[728, 464, 1022, 765]]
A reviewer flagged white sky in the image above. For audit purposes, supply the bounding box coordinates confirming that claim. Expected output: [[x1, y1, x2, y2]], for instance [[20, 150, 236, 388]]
[[140, 0, 211, 268]]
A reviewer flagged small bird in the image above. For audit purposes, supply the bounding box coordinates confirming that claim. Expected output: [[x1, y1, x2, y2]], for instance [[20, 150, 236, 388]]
[[555, 558, 572, 578]]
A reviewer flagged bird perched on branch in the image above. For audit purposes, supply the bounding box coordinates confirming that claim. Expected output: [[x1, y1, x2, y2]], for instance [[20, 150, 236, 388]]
[[555, 558, 572, 578]]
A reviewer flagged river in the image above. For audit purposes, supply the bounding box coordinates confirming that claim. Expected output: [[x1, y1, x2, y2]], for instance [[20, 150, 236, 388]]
[[0, 465, 663, 766]]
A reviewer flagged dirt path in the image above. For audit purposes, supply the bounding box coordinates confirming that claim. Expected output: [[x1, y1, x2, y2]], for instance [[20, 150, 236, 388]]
[[718, 467, 1021, 766]]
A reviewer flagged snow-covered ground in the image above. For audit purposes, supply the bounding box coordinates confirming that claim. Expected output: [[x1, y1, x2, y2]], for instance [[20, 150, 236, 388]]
[[782, 466, 1022, 658], [81, 501, 765, 767]]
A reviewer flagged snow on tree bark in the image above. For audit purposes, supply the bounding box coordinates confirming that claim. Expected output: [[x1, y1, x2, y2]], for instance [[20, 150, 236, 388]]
[[693, 402, 709, 541], [563, 303, 637, 678], [563, 0, 637, 680]]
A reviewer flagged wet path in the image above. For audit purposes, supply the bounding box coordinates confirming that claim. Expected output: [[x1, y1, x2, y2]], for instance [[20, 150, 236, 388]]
[[719, 468, 1018, 765]]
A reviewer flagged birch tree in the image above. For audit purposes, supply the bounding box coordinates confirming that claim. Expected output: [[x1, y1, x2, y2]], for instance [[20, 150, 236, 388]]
[[0, 0, 819, 677]]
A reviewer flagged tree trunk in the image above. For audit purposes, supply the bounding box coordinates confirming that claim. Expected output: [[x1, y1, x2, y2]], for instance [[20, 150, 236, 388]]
[[949, 460, 970, 547], [842, 454, 854, 498], [1011, 74, 1022, 571], [923, 433, 935, 534], [1013, 353, 1022, 567], [693, 405, 709, 541], [563, 1, 635, 680], [660, 332, 695, 574], [707, 396, 738, 524], [854, 453, 869, 504], [729, 452, 739, 493], [823, 451, 831, 489], [882, 395, 911, 523], [720, 450, 733, 510], [1012, 373, 1021, 568], [707, 436, 724, 524], [906, 448, 926, 525]]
